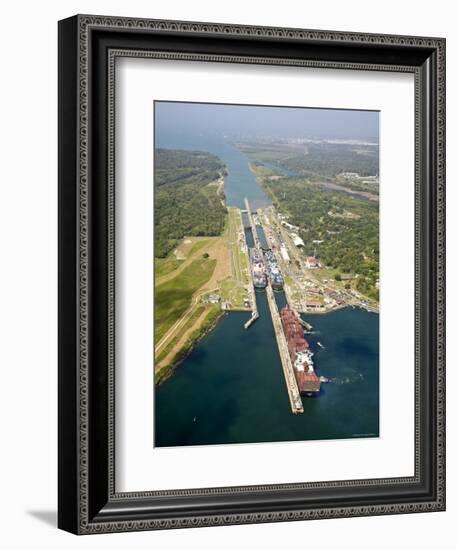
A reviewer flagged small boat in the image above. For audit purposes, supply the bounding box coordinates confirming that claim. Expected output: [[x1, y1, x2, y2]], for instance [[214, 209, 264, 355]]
[[317, 341, 325, 349], [319, 376, 330, 383], [193, 416, 197, 422]]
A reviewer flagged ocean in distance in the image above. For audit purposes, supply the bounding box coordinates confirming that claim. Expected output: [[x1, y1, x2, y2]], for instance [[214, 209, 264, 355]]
[[154, 128, 379, 447]]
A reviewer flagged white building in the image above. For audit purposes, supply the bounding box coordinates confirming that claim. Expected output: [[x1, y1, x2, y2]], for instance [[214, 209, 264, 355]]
[[206, 293, 220, 304], [290, 233, 305, 248], [282, 220, 300, 231]]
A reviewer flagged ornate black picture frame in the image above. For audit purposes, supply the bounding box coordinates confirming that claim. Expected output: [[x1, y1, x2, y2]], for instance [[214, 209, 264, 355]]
[[58, 14, 446, 534]]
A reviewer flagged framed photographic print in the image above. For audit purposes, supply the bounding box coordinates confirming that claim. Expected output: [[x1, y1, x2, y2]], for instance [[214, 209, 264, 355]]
[[58, 14, 446, 534]]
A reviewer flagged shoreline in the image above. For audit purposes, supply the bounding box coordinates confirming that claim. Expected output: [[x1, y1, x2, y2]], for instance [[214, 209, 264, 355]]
[[155, 309, 225, 386], [247, 157, 379, 202], [313, 180, 379, 202], [155, 147, 379, 390], [155, 196, 252, 385]]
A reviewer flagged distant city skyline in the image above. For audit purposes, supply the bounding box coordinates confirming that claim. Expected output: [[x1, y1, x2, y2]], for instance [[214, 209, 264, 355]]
[[155, 101, 379, 142]]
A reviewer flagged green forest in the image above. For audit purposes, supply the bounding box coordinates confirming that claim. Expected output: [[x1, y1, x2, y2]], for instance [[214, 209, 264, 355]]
[[263, 177, 379, 300], [154, 149, 227, 258]]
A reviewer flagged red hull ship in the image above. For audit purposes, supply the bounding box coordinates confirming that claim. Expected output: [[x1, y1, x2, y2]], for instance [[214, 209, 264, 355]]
[[280, 307, 321, 395]]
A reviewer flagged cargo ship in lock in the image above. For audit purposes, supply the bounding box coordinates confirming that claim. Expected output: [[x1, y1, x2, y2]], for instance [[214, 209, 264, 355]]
[[249, 248, 267, 289], [263, 249, 284, 290], [280, 307, 321, 395]]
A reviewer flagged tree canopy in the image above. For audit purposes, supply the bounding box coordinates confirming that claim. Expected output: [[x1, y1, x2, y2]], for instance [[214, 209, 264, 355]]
[[154, 149, 227, 258], [263, 177, 379, 300]]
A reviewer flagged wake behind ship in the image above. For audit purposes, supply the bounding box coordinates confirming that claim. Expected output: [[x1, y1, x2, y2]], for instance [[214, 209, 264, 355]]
[[280, 307, 321, 395], [249, 248, 267, 289]]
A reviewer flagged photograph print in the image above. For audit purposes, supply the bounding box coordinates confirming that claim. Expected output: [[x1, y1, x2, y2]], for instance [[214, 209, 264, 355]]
[[153, 101, 380, 448]]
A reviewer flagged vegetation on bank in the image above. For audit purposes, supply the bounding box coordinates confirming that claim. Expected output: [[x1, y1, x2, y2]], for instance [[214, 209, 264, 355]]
[[155, 305, 223, 385], [217, 207, 251, 310], [154, 257, 182, 279], [155, 305, 206, 365], [242, 142, 379, 301], [238, 141, 379, 179], [248, 161, 277, 178], [154, 148, 227, 258], [155, 256, 216, 343], [155, 148, 226, 187], [256, 173, 379, 301], [153, 148, 232, 383]]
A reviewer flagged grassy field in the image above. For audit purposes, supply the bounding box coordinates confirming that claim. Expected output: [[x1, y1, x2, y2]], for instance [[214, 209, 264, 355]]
[[248, 162, 278, 178], [155, 258, 182, 279], [154, 232, 229, 381], [155, 237, 214, 285], [188, 239, 211, 257], [220, 278, 247, 308], [239, 146, 293, 163], [154, 207, 253, 382], [155, 305, 206, 365], [308, 265, 356, 291], [173, 238, 211, 260], [155, 257, 216, 343], [155, 304, 222, 384], [219, 207, 251, 309]]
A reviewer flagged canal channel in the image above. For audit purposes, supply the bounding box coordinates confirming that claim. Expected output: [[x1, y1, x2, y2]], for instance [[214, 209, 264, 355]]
[[154, 132, 379, 447]]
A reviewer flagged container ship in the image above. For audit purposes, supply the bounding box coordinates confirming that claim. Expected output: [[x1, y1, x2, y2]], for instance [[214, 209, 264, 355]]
[[280, 307, 321, 395], [249, 248, 267, 289], [264, 249, 284, 290]]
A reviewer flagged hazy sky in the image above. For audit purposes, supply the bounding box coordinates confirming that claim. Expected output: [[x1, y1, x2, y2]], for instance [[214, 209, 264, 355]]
[[155, 101, 379, 142]]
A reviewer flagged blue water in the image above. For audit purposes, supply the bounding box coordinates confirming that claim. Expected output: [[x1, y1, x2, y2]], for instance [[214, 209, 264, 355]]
[[156, 131, 271, 210], [154, 129, 379, 447], [255, 159, 376, 202], [155, 307, 379, 446]]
